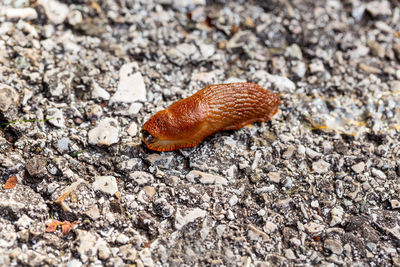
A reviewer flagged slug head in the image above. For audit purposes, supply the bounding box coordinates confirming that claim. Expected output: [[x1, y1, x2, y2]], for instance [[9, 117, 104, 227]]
[[141, 98, 206, 151], [141, 109, 192, 151]]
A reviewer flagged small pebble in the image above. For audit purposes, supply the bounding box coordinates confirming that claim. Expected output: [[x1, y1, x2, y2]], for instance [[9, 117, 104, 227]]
[[0, 84, 19, 112], [268, 172, 280, 184], [313, 160, 331, 174], [359, 63, 380, 74], [390, 200, 400, 209], [352, 162, 365, 174], [175, 208, 206, 230], [324, 239, 343, 255], [38, 0, 69, 24], [127, 122, 138, 136], [93, 176, 118, 195], [88, 118, 120, 146], [305, 222, 325, 234], [366, 1, 392, 17], [47, 108, 66, 128], [91, 81, 110, 100], [186, 170, 228, 185], [367, 40, 385, 58], [371, 168, 386, 179], [110, 63, 147, 103]]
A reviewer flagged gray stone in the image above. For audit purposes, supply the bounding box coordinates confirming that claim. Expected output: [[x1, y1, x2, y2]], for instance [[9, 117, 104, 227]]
[[285, 44, 302, 60], [305, 222, 325, 234], [15, 214, 33, 229], [297, 145, 306, 157], [97, 241, 111, 260], [66, 259, 82, 267], [67, 10, 83, 26], [229, 195, 238, 207], [116, 233, 130, 245], [375, 21, 393, 34], [371, 168, 386, 179], [268, 172, 280, 184], [313, 160, 330, 174], [291, 61, 307, 78], [85, 104, 103, 120], [0, 84, 19, 112], [216, 224, 226, 236], [166, 47, 186, 66], [366, 242, 377, 252], [91, 81, 110, 100], [1, 7, 38, 20], [127, 122, 138, 136], [110, 63, 146, 103], [282, 145, 296, 159], [366, 1, 392, 17], [57, 137, 72, 153], [166, 43, 198, 66], [330, 206, 344, 226], [38, 0, 69, 24], [175, 207, 206, 230], [227, 31, 254, 49], [324, 239, 343, 255], [284, 249, 297, 260], [255, 185, 275, 194], [251, 150, 262, 170], [88, 118, 120, 146], [192, 71, 217, 84], [128, 103, 143, 115], [391, 200, 400, 209], [309, 61, 325, 73], [290, 238, 301, 247], [359, 63, 380, 74], [26, 155, 47, 178], [139, 248, 154, 267], [0, 153, 25, 172], [172, 0, 205, 8], [85, 205, 101, 220], [352, 162, 365, 174], [47, 108, 65, 128], [0, 184, 48, 220], [265, 73, 296, 92], [119, 246, 137, 262], [117, 158, 143, 173], [263, 221, 278, 234], [306, 148, 322, 159], [93, 176, 118, 195], [76, 230, 98, 263], [367, 40, 385, 58], [390, 81, 400, 92], [43, 69, 74, 98], [154, 198, 174, 218], [186, 170, 228, 185], [224, 77, 246, 83], [351, 2, 365, 21], [197, 42, 215, 59], [129, 171, 154, 185], [248, 225, 270, 241]]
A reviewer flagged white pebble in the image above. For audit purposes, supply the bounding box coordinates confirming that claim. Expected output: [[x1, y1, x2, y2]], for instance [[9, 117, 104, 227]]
[[88, 118, 120, 146]]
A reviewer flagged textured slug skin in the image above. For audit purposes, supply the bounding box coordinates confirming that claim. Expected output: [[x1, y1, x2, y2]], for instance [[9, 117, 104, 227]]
[[141, 82, 280, 152]]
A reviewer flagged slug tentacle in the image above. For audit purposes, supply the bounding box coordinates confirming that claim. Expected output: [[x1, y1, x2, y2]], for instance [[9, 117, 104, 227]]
[[141, 82, 280, 151]]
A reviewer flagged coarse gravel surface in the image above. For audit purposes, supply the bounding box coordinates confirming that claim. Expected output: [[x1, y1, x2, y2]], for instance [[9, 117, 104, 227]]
[[0, 0, 400, 266]]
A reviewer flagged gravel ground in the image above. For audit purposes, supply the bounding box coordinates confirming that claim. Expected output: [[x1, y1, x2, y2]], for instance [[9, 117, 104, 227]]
[[1, 0, 400, 266]]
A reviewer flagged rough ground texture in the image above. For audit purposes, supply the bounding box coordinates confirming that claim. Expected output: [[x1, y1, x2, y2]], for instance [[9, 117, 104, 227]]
[[1, 0, 400, 266]]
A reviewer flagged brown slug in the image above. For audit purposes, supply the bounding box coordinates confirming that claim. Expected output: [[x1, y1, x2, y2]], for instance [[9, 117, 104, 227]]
[[141, 82, 280, 151]]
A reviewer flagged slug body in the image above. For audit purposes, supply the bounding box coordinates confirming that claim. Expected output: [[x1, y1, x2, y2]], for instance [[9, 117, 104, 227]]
[[141, 83, 280, 151]]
